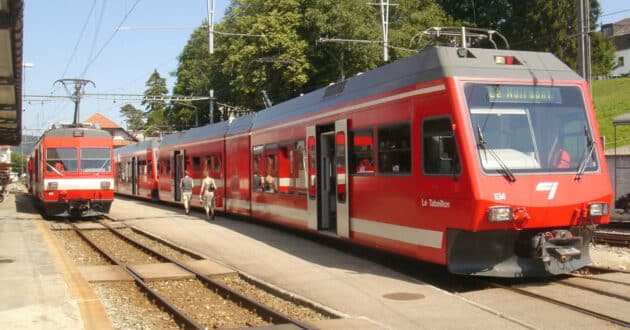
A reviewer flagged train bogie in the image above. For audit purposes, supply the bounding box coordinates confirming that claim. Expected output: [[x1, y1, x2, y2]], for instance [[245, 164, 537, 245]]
[[114, 29, 612, 277]]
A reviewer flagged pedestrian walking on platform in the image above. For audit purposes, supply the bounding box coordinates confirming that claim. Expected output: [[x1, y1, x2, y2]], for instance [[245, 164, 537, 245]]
[[199, 172, 216, 220], [180, 170, 194, 215]]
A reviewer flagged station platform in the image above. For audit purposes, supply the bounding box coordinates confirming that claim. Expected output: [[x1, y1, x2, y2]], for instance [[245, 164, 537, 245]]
[[108, 197, 522, 329], [0, 190, 111, 330]]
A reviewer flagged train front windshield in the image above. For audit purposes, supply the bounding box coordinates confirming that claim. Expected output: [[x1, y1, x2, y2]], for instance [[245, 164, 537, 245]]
[[46, 147, 111, 174], [464, 83, 598, 175]]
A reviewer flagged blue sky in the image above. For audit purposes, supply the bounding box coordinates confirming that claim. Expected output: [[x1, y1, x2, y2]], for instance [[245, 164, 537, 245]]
[[22, 0, 630, 136]]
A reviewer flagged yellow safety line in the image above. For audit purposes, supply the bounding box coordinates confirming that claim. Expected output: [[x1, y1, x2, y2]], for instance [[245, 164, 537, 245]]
[[35, 220, 113, 330]]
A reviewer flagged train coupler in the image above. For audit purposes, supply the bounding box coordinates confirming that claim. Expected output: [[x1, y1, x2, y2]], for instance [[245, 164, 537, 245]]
[[532, 230, 583, 263]]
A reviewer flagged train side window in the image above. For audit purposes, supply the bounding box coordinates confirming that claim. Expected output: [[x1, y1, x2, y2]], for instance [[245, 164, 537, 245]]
[[265, 153, 278, 193], [192, 156, 201, 172], [252, 146, 263, 192], [423, 117, 460, 175], [212, 153, 222, 172], [350, 128, 375, 175], [138, 160, 147, 175], [378, 122, 411, 175], [294, 140, 307, 195]]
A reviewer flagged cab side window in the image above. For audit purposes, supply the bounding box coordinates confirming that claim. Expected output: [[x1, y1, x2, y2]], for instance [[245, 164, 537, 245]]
[[423, 117, 460, 175]]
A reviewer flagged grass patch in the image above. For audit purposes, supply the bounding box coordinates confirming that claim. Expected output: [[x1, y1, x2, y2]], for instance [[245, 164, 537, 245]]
[[592, 77, 630, 150]]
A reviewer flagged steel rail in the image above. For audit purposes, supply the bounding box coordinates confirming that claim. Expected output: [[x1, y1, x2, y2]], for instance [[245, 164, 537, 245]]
[[98, 220, 314, 329], [66, 220, 205, 330], [554, 280, 630, 302], [594, 232, 630, 247], [485, 281, 630, 327], [580, 265, 630, 275]]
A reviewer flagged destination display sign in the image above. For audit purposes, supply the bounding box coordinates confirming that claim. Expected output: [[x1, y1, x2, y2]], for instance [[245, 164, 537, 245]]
[[486, 85, 562, 104]]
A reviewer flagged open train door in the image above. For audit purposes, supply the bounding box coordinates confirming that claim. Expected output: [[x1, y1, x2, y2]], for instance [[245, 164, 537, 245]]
[[131, 156, 138, 195], [306, 126, 318, 230], [173, 151, 184, 201], [334, 119, 350, 238], [307, 122, 349, 238]]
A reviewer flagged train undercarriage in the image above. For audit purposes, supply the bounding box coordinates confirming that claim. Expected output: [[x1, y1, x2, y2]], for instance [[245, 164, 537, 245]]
[[446, 225, 596, 277]]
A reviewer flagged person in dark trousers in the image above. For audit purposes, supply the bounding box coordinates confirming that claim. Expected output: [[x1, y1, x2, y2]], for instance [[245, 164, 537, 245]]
[[199, 172, 216, 220], [180, 170, 194, 215]]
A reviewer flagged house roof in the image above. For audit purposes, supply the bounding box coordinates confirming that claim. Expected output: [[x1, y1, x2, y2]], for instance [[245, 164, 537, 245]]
[[84, 112, 122, 129]]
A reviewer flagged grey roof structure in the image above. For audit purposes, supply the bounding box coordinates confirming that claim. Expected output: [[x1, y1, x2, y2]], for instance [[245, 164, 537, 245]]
[[252, 46, 581, 131], [160, 120, 230, 147], [114, 138, 159, 156]]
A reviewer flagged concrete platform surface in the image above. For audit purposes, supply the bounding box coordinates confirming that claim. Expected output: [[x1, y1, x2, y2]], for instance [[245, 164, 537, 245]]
[[0, 192, 112, 330], [109, 197, 527, 329]]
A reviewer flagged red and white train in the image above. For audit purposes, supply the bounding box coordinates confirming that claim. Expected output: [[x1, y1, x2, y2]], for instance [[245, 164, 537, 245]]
[[115, 29, 612, 277], [28, 122, 115, 218]]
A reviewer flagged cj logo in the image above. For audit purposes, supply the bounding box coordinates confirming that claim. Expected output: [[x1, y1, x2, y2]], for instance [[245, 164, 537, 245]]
[[536, 182, 558, 200]]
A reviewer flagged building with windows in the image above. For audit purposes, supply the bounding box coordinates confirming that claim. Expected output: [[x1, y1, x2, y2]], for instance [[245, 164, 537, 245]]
[[602, 17, 630, 77], [83, 113, 137, 148]]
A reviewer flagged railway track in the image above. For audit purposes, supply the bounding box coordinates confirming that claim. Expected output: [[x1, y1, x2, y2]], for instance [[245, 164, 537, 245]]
[[594, 231, 630, 247], [481, 277, 630, 328], [64, 219, 321, 329]]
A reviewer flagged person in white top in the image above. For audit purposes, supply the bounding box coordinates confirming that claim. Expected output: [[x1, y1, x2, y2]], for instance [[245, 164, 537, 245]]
[[199, 172, 216, 220]]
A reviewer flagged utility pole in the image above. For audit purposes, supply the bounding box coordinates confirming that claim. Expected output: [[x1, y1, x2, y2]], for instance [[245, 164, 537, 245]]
[[207, 0, 215, 54], [209, 89, 214, 124], [53, 79, 95, 125], [368, 0, 398, 62], [577, 0, 591, 86]]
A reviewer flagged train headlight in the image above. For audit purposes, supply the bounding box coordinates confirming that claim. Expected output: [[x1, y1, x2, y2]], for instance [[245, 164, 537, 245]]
[[588, 203, 609, 217], [47, 182, 58, 190], [100, 181, 111, 189], [487, 206, 513, 222]]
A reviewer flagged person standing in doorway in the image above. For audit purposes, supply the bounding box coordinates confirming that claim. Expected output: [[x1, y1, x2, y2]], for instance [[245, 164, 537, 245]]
[[180, 170, 194, 215], [199, 172, 216, 220]]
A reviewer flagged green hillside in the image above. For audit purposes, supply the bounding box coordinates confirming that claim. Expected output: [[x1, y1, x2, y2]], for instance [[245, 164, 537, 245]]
[[592, 77, 630, 149]]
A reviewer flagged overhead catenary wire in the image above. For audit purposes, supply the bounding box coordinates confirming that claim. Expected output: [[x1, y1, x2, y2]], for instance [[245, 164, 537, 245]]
[[61, 0, 97, 79], [80, 0, 142, 77]]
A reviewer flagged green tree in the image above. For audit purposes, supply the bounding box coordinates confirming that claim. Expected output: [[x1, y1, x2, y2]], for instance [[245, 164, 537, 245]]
[[219, 0, 311, 108], [591, 31, 616, 76], [11, 151, 24, 174], [172, 24, 219, 125], [171, 0, 448, 119], [142, 70, 170, 135], [440, 0, 615, 76], [119, 103, 144, 131], [438, 0, 511, 30]]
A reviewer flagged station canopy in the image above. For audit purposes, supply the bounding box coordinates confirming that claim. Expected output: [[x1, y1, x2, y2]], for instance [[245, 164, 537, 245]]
[[0, 0, 23, 146]]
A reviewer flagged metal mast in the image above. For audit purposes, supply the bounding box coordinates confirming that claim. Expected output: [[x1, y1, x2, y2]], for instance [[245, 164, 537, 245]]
[[53, 79, 95, 125]]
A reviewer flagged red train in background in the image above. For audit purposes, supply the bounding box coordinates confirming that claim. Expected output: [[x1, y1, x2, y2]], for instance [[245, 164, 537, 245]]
[[115, 28, 612, 277], [28, 122, 115, 218]]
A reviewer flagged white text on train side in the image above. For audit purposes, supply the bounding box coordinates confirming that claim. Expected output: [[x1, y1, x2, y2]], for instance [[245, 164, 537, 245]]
[[421, 198, 451, 208]]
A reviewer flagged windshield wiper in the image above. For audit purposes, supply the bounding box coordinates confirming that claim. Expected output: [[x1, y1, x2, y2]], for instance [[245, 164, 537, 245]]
[[477, 125, 516, 182], [96, 159, 110, 176], [46, 162, 64, 176], [575, 126, 596, 180]]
